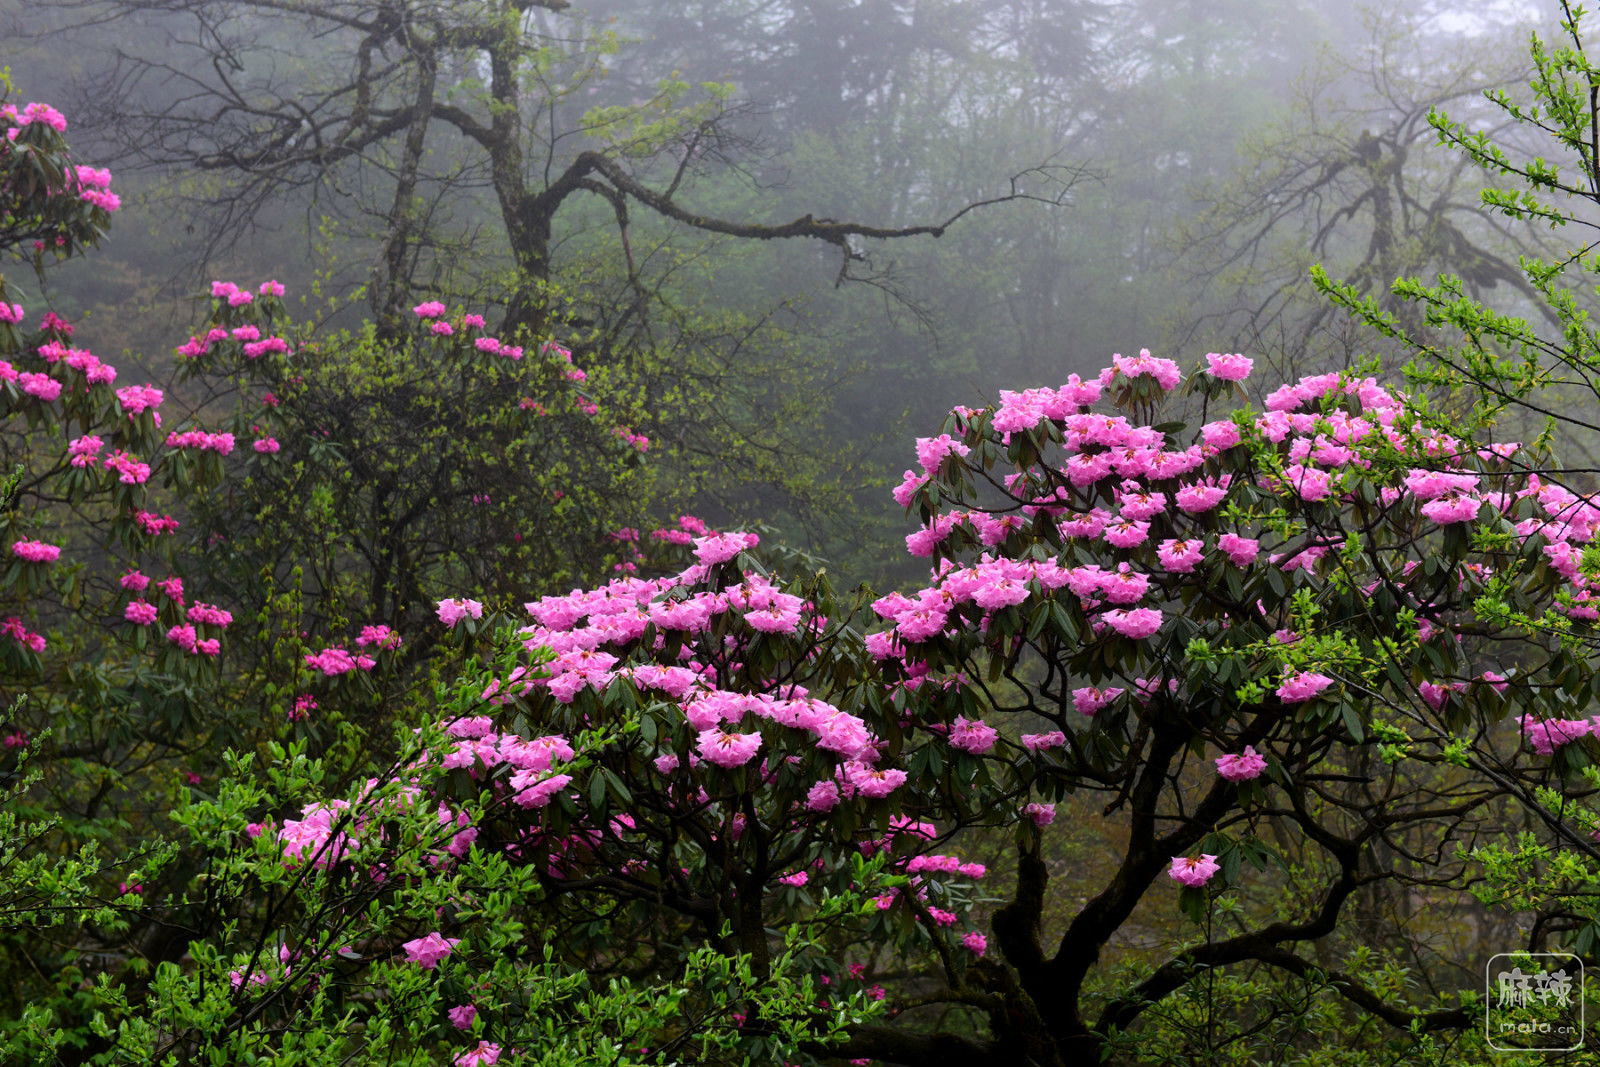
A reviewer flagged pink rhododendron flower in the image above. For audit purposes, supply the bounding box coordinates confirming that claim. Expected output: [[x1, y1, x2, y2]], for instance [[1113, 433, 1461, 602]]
[[167, 624, 198, 652], [1071, 686, 1123, 715], [1100, 566, 1148, 605], [510, 772, 571, 808], [1156, 539, 1202, 573], [972, 575, 1030, 611], [1204, 352, 1253, 381], [437, 598, 484, 626], [401, 932, 460, 969], [805, 780, 841, 812], [11, 540, 61, 563], [1110, 349, 1181, 390], [1103, 607, 1163, 639], [1417, 680, 1464, 712], [1115, 485, 1167, 522], [116, 384, 163, 415], [1284, 464, 1333, 502], [188, 602, 232, 628], [454, 1042, 501, 1067], [842, 760, 907, 798], [1420, 493, 1481, 525], [963, 931, 988, 956], [1214, 746, 1267, 783], [1103, 519, 1151, 548], [0, 617, 45, 653], [1169, 854, 1220, 888], [67, 434, 103, 467], [947, 716, 998, 754], [1404, 468, 1478, 500], [1021, 730, 1066, 751], [692, 531, 760, 565], [1023, 802, 1055, 827], [106, 451, 152, 485], [448, 1004, 477, 1030], [696, 727, 763, 768], [124, 600, 158, 626], [17, 372, 61, 401], [1200, 419, 1242, 450], [1520, 714, 1591, 755], [412, 300, 446, 318], [1276, 671, 1334, 703], [355, 624, 402, 649], [915, 433, 972, 475], [1216, 533, 1259, 568]]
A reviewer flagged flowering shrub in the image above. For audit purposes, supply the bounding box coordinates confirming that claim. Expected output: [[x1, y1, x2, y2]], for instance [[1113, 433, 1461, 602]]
[[13, 51, 1600, 1062], [2, 656, 882, 1064], [421, 344, 1600, 1061], [0, 93, 674, 1058]]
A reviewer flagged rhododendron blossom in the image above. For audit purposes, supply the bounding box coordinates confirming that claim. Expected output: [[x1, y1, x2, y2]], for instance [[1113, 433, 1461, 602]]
[[437, 598, 484, 626], [400, 932, 460, 969], [1214, 746, 1267, 783], [1169, 854, 1220, 888], [11, 540, 60, 563], [1203, 351, 1253, 381], [1276, 671, 1334, 703], [696, 727, 763, 768], [1521, 715, 1592, 756]]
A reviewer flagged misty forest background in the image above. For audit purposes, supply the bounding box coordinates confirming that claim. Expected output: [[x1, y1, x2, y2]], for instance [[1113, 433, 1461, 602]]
[[4, 0, 1596, 1064], [2, 0, 1561, 589]]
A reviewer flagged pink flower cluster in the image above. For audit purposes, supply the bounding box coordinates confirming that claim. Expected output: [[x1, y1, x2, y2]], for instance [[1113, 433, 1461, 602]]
[[166, 429, 235, 454], [4, 101, 68, 132], [1, 616, 46, 653], [11, 539, 61, 563], [437, 598, 484, 626], [355, 624, 402, 650], [1520, 714, 1593, 756], [133, 510, 179, 535], [187, 602, 232, 628], [116, 384, 163, 417], [401, 931, 460, 969], [304, 647, 378, 676], [37, 341, 116, 385], [1169, 854, 1220, 888], [1276, 671, 1333, 704], [167, 623, 220, 657], [210, 281, 253, 307], [1203, 352, 1253, 381], [1214, 746, 1267, 783]]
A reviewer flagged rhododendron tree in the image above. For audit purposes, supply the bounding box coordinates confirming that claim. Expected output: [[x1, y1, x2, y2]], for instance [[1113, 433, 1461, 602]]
[[842, 349, 1600, 1060], [393, 345, 1600, 1063], [0, 92, 671, 1046], [3, 657, 882, 1064], [1303, 3, 1600, 1000]]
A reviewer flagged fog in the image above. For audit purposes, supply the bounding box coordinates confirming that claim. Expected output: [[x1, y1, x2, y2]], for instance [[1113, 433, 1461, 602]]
[[0, 0, 1572, 577]]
